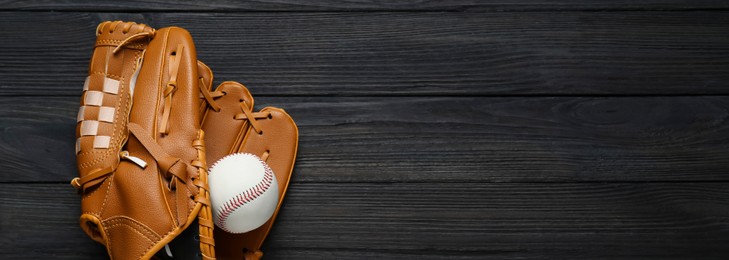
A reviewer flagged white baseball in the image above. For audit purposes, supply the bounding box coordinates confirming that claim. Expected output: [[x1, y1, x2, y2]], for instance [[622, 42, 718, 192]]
[[208, 153, 279, 234]]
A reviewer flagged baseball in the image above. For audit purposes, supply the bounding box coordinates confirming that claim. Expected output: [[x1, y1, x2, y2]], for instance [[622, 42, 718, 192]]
[[208, 153, 279, 234]]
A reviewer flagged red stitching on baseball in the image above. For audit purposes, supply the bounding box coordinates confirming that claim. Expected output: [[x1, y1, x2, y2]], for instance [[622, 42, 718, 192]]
[[216, 156, 275, 232]]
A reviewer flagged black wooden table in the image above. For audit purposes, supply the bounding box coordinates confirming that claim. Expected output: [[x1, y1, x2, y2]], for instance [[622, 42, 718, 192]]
[[1, 1, 728, 259]]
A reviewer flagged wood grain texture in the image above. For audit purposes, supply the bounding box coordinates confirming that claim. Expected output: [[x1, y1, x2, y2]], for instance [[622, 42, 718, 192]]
[[1, 12, 728, 96], [1, 0, 728, 11], [2, 1, 727, 258], [3, 96, 729, 183], [2, 183, 728, 259]]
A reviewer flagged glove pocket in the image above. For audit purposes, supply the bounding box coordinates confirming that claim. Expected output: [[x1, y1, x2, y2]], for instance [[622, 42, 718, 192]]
[[215, 107, 300, 259]]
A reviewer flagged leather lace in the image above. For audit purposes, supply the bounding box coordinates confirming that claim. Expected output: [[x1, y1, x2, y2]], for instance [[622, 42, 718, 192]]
[[160, 44, 184, 135], [71, 123, 194, 193], [192, 132, 216, 260], [71, 165, 115, 193], [112, 31, 154, 54], [128, 123, 193, 189], [199, 78, 222, 112], [126, 125, 216, 258], [235, 101, 270, 135], [244, 250, 264, 260]]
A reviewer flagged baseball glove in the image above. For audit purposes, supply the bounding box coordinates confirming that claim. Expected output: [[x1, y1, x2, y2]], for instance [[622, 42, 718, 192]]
[[199, 81, 299, 260], [72, 21, 298, 260], [72, 21, 214, 259]]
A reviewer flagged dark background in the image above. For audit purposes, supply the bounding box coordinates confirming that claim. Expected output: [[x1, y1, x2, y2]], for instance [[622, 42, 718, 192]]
[[1, 1, 729, 259]]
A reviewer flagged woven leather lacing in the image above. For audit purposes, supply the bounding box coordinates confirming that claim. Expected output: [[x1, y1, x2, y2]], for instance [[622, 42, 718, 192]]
[[192, 131, 216, 260]]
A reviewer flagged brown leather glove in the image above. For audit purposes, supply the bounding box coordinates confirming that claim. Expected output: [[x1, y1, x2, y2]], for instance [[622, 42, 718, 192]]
[[73, 21, 298, 260], [72, 21, 214, 259], [199, 81, 299, 260]]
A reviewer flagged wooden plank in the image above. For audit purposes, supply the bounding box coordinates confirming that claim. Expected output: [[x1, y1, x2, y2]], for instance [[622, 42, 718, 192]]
[[0, 183, 108, 259], [3, 96, 729, 183], [1, 0, 727, 11], [1, 12, 728, 96], [3, 183, 728, 259]]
